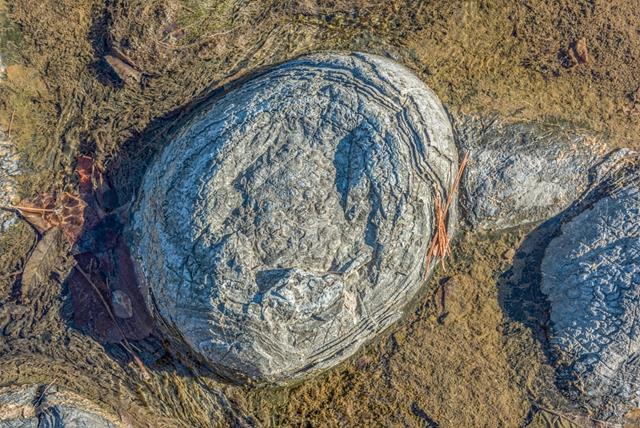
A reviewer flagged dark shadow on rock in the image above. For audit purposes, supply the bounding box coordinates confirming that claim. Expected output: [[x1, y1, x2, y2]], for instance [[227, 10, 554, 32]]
[[332, 124, 385, 284], [333, 128, 367, 218], [497, 149, 640, 402], [496, 216, 559, 353], [496, 200, 592, 412]]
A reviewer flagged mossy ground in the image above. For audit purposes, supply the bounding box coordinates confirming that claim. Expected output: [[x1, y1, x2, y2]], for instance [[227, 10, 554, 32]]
[[0, 1, 639, 426]]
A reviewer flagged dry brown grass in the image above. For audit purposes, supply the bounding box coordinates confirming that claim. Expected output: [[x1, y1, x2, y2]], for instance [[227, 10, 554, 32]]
[[425, 151, 469, 273]]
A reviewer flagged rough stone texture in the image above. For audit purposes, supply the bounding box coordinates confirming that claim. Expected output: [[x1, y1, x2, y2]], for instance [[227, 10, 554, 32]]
[[0, 385, 119, 428], [458, 117, 608, 230], [0, 385, 37, 426], [0, 129, 19, 231], [539, 150, 640, 417], [0, 54, 6, 81], [130, 52, 458, 382]]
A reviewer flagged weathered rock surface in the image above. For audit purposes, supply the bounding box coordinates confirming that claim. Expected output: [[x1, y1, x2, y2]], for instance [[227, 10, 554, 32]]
[[0, 54, 6, 81], [130, 52, 458, 382], [458, 118, 608, 230], [0, 129, 19, 231], [0, 385, 119, 427], [539, 150, 640, 416]]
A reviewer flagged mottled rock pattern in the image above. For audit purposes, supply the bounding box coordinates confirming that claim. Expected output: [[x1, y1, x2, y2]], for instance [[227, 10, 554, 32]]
[[458, 118, 607, 230], [130, 53, 458, 382], [0, 54, 6, 81], [0, 385, 119, 428], [540, 151, 640, 415], [0, 385, 37, 426], [0, 129, 19, 231]]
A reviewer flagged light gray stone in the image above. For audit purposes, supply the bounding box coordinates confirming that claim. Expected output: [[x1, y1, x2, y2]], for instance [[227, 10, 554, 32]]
[[540, 151, 640, 417], [0, 385, 38, 427], [0, 385, 119, 428], [37, 405, 119, 428], [458, 118, 608, 230], [111, 290, 133, 319], [129, 52, 458, 382]]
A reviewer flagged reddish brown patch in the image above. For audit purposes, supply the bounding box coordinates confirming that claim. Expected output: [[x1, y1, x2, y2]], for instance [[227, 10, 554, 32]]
[[76, 155, 97, 195], [68, 155, 154, 343], [69, 243, 153, 343], [67, 255, 121, 342], [17, 154, 154, 346], [14, 192, 87, 244], [574, 37, 589, 64], [567, 37, 590, 67]]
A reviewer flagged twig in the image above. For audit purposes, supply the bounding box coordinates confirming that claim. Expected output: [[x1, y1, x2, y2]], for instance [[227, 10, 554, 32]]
[[0, 270, 22, 281], [444, 152, 469, 216], [34, 378, 58, 407], [9, 205, 56, 213]]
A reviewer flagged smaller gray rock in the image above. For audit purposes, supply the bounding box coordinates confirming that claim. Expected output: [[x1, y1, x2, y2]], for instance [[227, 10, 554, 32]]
[[458, 117, 607, 230], [0, 385, 120, 428], [540, 150, 640, 419], [0, 385, 37, 427], [111, 290, 133, 319]]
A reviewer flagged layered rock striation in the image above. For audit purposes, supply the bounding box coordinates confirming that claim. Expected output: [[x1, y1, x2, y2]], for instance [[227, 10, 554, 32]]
[[129, 53, 458, 382]]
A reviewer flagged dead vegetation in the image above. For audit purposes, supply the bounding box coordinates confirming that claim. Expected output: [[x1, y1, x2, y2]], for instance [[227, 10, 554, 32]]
[[1, 0, 640, 426], [7, 193, 86, 244], [425, 151, 469, 273]]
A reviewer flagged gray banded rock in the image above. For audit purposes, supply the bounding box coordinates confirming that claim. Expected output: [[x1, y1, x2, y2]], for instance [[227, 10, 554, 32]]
[[458, 118, 608, 230], [0, 385, 120, 428], [539, 150, 640, 415], [129, 52, 458, 382]]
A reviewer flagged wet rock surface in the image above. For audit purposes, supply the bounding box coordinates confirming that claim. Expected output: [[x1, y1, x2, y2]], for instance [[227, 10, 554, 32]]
[[0, 385, 119, 427], [130, 52, 458, 382], [539, 151, 640, 417], [458, 118, 607, 230]]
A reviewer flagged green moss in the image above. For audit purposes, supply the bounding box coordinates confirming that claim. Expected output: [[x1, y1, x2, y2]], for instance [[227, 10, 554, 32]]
[[0, 0, 22, 65]]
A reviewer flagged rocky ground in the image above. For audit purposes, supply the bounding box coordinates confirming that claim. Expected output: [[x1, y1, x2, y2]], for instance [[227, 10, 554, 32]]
[[1, 1, 640, 427]]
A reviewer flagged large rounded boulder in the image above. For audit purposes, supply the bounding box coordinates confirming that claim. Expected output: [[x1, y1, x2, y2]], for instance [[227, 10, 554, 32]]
[[129, 52, 458, 382]]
